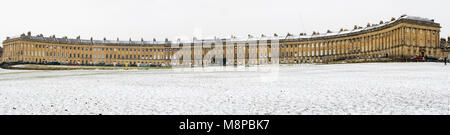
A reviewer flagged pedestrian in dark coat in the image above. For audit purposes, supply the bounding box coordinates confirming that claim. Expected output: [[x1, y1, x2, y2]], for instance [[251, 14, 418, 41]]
[[445, 57, 447, 65]]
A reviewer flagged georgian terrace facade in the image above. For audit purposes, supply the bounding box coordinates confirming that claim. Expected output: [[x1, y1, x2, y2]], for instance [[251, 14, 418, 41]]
[[1, 15, 446, 66], [278, 16, 443, 64]]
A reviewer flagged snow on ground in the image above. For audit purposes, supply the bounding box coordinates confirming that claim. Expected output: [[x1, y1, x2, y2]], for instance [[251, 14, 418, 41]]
[[0, 63, 448, 115]]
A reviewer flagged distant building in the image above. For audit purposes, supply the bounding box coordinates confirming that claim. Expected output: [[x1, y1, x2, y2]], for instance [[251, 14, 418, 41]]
[[448, 37, 450, 47], [1, 15, 447, 66], [0, 46, 3, 62], [446, 37, 450, 58]]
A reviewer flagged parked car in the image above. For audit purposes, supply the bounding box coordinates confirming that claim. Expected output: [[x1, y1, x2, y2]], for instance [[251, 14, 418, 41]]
[[410, 56, 424, 60], [425, 55, 438, 61], [95, 63, 106, 66], [335, 57, 346, 61], [47, 62, 61, 65]]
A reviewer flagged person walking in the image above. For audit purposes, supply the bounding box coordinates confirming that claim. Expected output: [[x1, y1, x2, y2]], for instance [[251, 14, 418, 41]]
[[445, 57, 447, 65]]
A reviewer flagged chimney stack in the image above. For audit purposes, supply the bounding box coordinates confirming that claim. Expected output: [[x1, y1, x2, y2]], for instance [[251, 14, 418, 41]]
[[391, 17, 396, 21]]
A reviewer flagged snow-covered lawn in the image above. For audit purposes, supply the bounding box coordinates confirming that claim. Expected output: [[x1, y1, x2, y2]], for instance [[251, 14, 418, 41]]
[[0, 63, 448, 115]]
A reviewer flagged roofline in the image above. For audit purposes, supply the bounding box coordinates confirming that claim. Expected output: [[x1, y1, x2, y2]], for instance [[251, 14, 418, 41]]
[[3, 15, 441, 46]]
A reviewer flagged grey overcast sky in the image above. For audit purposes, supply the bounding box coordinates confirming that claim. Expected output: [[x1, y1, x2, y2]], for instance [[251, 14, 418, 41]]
[[1, 0, 449, 46]]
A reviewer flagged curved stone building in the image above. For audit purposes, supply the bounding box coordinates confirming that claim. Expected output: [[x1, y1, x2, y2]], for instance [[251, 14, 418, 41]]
[[1, 15, 447, 66]]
